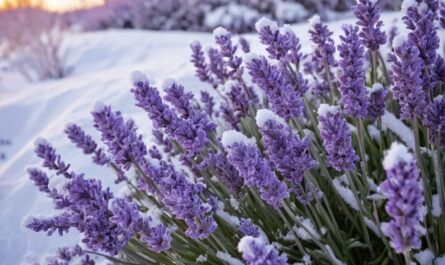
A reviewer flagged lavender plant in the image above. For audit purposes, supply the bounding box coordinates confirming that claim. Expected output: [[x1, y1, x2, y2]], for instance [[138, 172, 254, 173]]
[[24, 0, 445, 264]]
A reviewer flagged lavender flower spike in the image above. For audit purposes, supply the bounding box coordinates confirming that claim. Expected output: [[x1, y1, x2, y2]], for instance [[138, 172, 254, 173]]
[[423, 95, 445, 146], [245, 54, 305, 121], [353, 0, 387, 51], [238, 236, 288, 265], [441, 0, 445, 28], [367, 83, 388, 120], [256, 109, 318, 203], [64, 124, 110, 166], [190, 41, 214, 86], [337, 24, 369, 118], [379, 142, 425, 253], [317, 104, 358, 171], [389, 35, 426, 120], [213, 26, 242, 79], [34, 138, 71, 178], [402, 0, 440, 93], [222, 130, 289, 207]]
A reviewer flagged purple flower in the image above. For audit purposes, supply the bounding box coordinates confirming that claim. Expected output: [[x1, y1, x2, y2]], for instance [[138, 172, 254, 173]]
[[200, 91, 215, 117], [403, 0, 440, 93], [208, 47, 226, 84], [131, 80, 208, 157], [246, 54, 305, 121], [213, 27, 242, 79], [190, 41, 214, 86], [140, 221, 172, 253], [199, 151, 245, 195], [222, 130, 289, 207], [64, 124, 110, 166], [28, 168, 50, 193], [256, 109, 317, 203], [152, 129, 175, 155], [34, 138, 71, 178], [92, 103, 148, 171], [238, 236, 288, 265], [367, 83, 388, 120], [255, 18, 303, 66], [389, 36, 426, 120], [238, 218, 260, 237], [163, 79, 194, 119], [379, 142, 425, 253], [337, 24, 369, 118], [353, 0, 387, 51], [317, 104, 358, 171], [423, 95, 445, 146], [239, 36, 250, 53], [307, 15, 337, 97], [435, 55, 445, 83], [226, 81, 250, 119]]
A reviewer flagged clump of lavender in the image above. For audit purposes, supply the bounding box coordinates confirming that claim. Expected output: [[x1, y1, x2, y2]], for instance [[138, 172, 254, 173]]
[[353, 0, 387, 51], [317, 104, 358, 171], [389, 35, 426, 120], [23, 11, 445, 265], [379, 142, 424, 254], [337, 24, 369, 118]]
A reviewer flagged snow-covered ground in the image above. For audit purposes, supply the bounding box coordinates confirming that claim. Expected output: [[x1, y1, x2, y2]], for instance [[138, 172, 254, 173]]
[[0, 12, 436, 265]]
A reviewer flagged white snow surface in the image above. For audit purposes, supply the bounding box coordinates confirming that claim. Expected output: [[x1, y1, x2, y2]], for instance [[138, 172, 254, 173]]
[[221, 130, 251, 147], [255, 108, 285, 127], [317, 103, 339, 116], [382, 142, 413, 170], [0, 12, 430, 264], [255, 17, 278, 33], [415, 249, 435, 265]]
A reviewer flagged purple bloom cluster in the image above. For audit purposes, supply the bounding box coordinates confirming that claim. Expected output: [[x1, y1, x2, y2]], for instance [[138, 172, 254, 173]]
[[44, 245, 95, 265], [213, 27, 243, 79], [64, 124, 110, 166], [441, 0, 445, 28], [34, 139, 72, 178], [403, 0, 440, 93], [222, 130, 289, 207], [379, 142, 424, 253], [199, 151, 245, 194], [255, 18, 303, 66], [238, 236, 288, 265], [131, 79, 210, 157], [306, 15, 337, 96], [92, 104, 149, 171], [353, 0, 387, 51], [200, 91, 215, 117], [238, 218, 260, 237], [190, 41, 214, 86], [256, 109, 318, 203], [163, 79, 195, 119], [423, 95, 445, 146], [337, 24, 369, 118], [246, 54, 305, 121], [389, 36, 426, 120], [367, 83, 388, 120], [317, 105, 358, 171]]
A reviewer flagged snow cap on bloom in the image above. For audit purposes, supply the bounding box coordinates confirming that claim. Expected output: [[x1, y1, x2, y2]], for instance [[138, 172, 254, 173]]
[[423, 95, 445, 146], [379, 142, 425, 253], [389, 36, 426, 120], [367, 83, 388, 120], [238, 236, 287, 265], [255, 108, 286, 127], [337, 24, 369, 118], [223, 130, 289, 207], [353, 0, 387, 50], [318, 104, 358, 171]]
